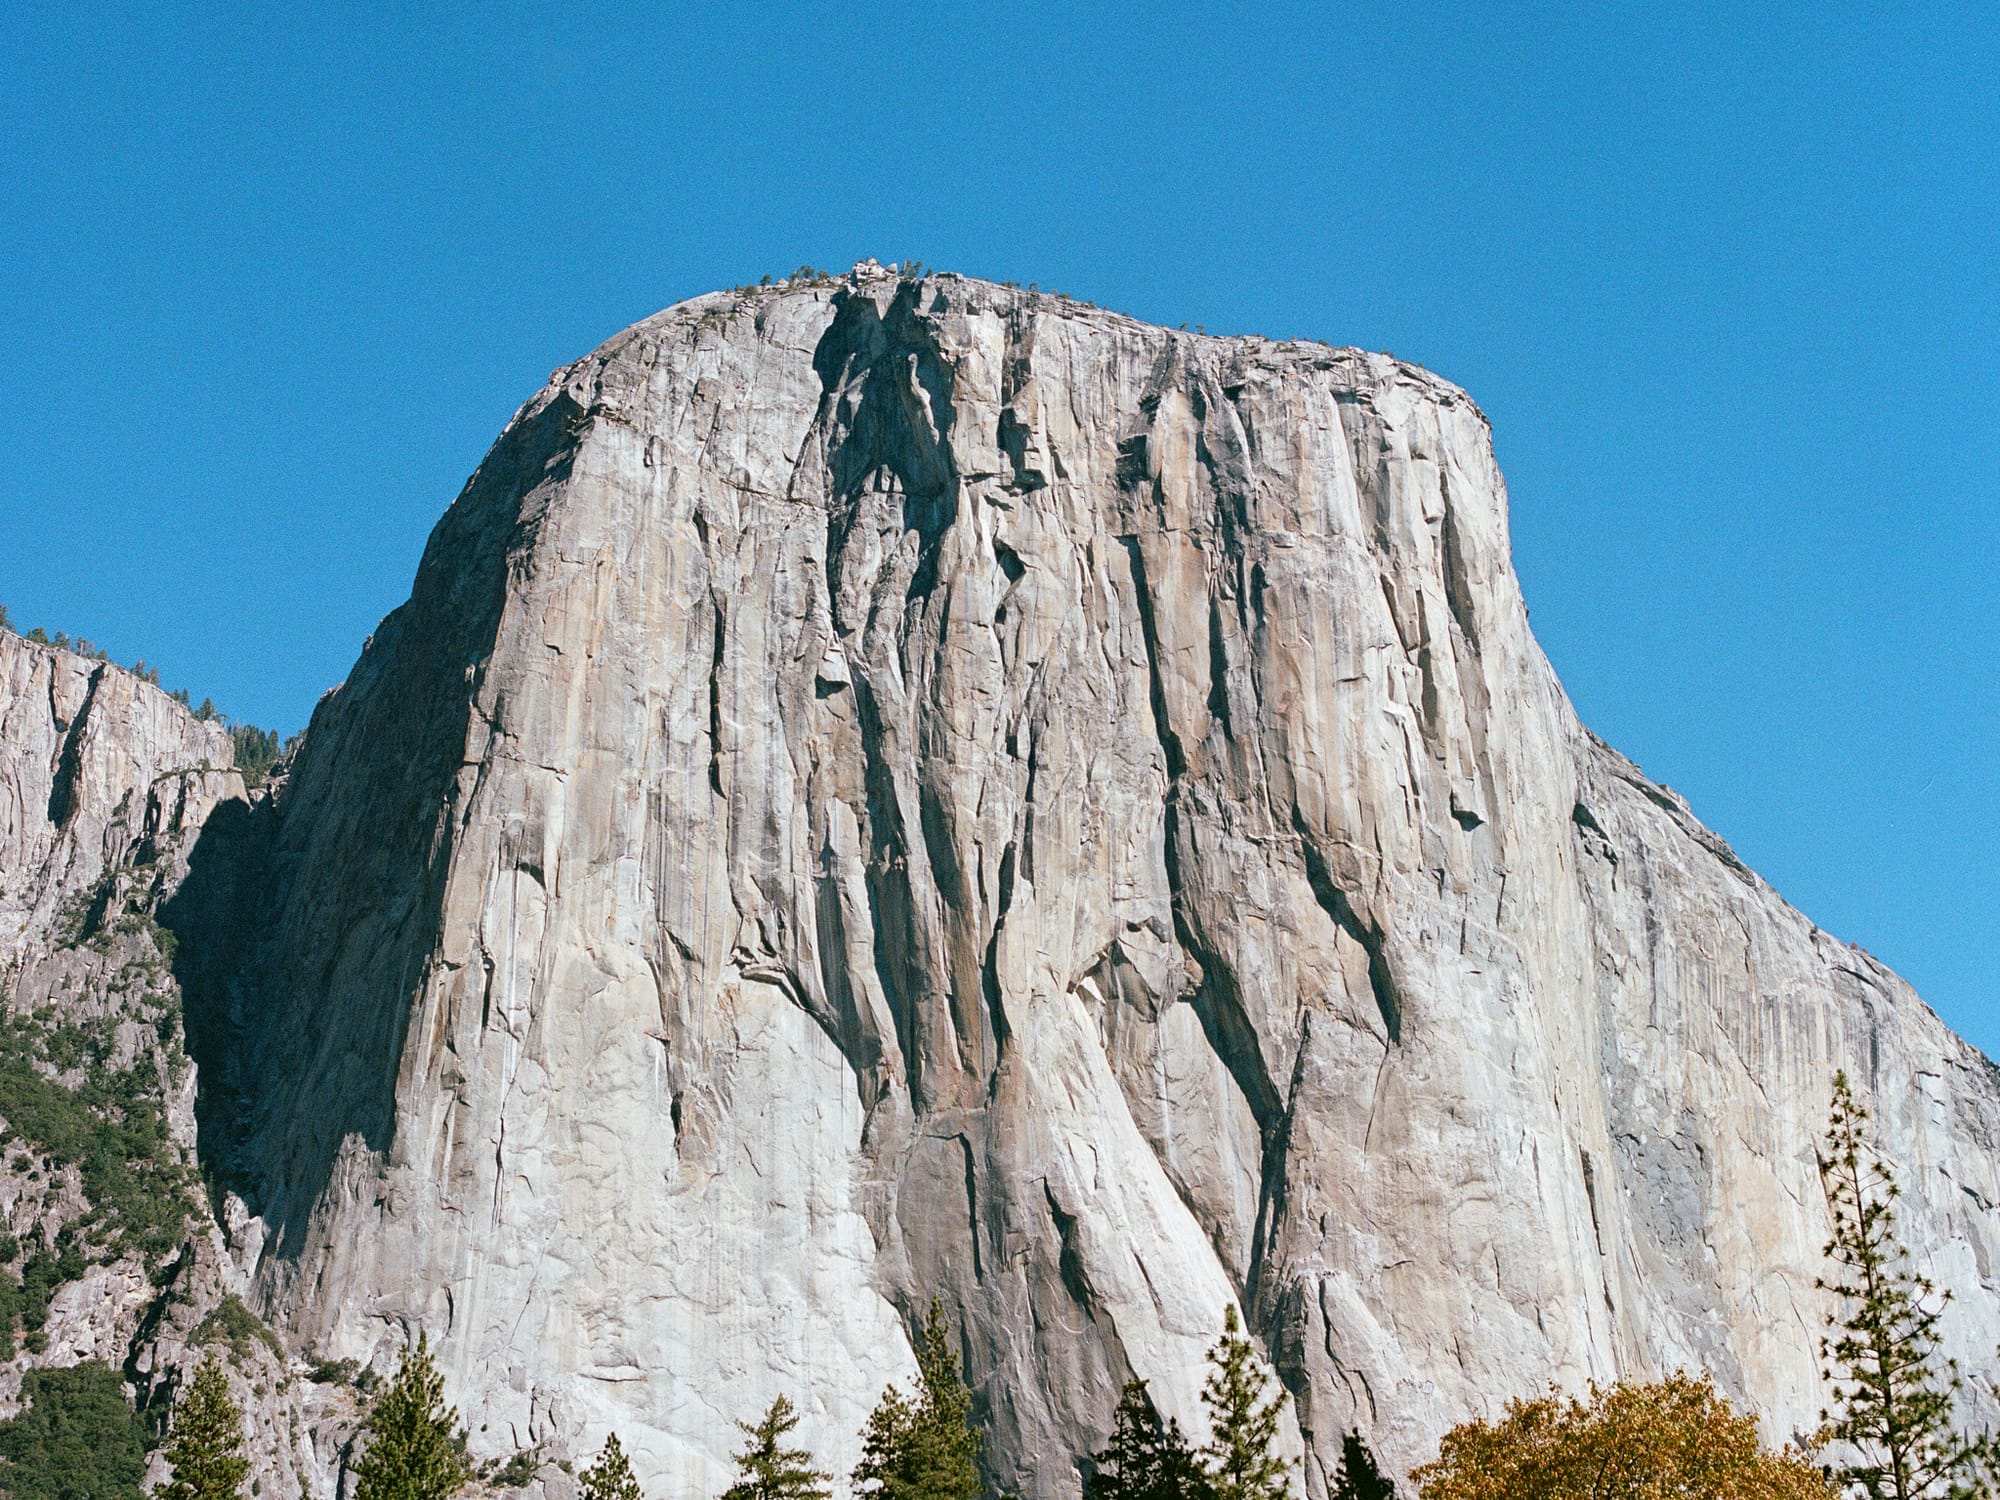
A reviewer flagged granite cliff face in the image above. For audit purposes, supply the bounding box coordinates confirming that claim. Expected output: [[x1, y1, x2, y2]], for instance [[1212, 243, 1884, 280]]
[[0, 633, 234, 1361], [7, 264, 1998, 1497]]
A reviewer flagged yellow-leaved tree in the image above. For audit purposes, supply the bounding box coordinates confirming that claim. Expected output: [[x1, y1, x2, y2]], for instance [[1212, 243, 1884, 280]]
[[1411, 1372, 1835, 1500]]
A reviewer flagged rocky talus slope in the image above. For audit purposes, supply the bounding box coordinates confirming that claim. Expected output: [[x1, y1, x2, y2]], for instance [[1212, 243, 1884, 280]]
[[4, 265, 1996, 1498]]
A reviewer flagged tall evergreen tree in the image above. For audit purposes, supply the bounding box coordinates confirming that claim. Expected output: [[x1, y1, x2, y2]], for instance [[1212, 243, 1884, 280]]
[[1200, 1306, 1292, 1500], [351, 1332, 471, 1500], [724, 1395, 832, 1500], [1087, 1378, 1214, 1500], [1817, 1071, 1998, 1500], [160, 1356, 251, 1500], [853, 1300, 984, 1500], [579, 1433, 645, 1500], [1330, 1432, 1394, 1500]]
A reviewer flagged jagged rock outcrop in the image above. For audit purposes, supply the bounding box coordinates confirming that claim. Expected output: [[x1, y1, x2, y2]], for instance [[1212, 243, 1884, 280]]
[[0, 634, 368, 1499], [0, 633, 237, 951], [0, 634, 238, 1379], [10, 264, 2000, 1499]]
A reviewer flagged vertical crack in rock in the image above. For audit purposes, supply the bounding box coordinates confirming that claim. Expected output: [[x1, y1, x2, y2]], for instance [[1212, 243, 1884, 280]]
[[1118, 528, 1282, 1142], [1116, 535, 1188, 781], [45, 661, 105, 829], [707, 596, 726, 795], [1291, 812, 1403, 1047]]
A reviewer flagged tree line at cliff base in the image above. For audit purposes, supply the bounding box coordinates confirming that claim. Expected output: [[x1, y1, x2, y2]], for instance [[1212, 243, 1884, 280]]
[[6, 1074, 1996, 1500]]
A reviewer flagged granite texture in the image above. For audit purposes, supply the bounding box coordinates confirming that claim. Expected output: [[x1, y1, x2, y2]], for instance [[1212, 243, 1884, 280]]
[[7, 264, 1997, 1498]]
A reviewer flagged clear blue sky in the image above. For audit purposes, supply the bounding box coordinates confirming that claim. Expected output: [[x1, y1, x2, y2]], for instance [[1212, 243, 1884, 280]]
[[3, 5, 1994, 1054]]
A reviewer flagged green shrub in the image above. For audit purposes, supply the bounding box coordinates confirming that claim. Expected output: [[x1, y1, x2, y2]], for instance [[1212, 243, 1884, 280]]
[[0, 1010, 199, 1294], [0, 1361, 150, 1500], [487, 1447, 544, 1486], [49, 871, 114, 948], [193, 1294, 284, 1361], [853, 1301, 981, 1500]]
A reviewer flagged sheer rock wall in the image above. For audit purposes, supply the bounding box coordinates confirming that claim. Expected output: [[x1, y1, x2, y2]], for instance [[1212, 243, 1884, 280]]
[[13, 268, 1999, 1497]]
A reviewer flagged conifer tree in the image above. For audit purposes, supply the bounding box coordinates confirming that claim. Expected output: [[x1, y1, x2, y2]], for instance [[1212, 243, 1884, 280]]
[[725, 1395, 831, 1500], [160, 1355, 251, 1500], [579, 1433, 646, 1500], [855, 1386, 923, 1500], [853, 1300, 984, 1500], [1330, 1432, 1394, 1500], [1087, 1378, 1214, 1500], [351, 1332, 471, 1500], [1200, 1306, 1292, 1500], [1817, 1071, 1998, 1500]]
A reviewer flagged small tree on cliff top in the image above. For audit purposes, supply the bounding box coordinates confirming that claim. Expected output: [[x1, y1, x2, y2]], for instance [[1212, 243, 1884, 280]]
[[1817, 1070, 1998, 1500]]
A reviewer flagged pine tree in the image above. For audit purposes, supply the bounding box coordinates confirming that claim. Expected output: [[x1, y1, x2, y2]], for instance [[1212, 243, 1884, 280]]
[[1817, 1071, 1998, 1500], [853, 1300, 984, 1500], [856, 1386, 923, 1500], [579, 1433, 646, 1500], [160, 1356, 251, 1500], [724, 1395, 832, 1500], [1330, 1432, 1394, 1500], [351, 1332, 471, 1500], [1087, 1378, 1214, 1500], [1200, 1306, 1292, 1500]]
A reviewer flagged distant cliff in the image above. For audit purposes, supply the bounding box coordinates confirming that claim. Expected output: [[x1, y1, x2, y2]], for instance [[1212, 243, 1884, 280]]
[[4, 264, 1996, 1500], [0, 630, 374, 1496]]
